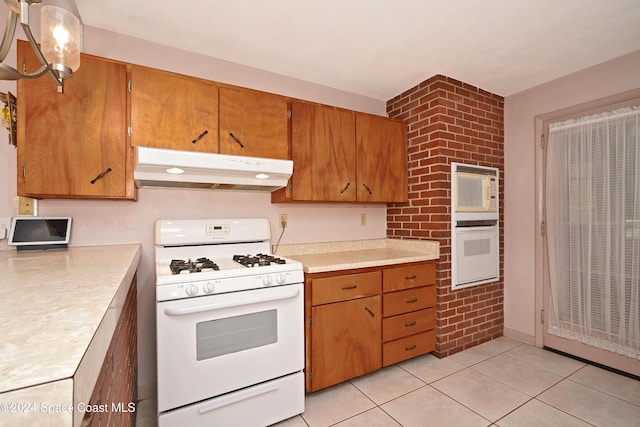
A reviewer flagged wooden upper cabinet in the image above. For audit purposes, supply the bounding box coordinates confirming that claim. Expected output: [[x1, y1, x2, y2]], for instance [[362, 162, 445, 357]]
[[218, 86, 289, 159], [289, 102, 356, 201], [130, 65, 219, 152], [355, 113, 408, 203], [16, 41, 132, 199]]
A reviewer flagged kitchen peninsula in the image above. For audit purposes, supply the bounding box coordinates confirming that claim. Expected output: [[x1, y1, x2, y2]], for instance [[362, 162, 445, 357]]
[[0, 244, 140, 427]]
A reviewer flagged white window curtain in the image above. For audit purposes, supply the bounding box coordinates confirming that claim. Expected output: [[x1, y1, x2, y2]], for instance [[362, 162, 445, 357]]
[[546, 106, 640, 359]]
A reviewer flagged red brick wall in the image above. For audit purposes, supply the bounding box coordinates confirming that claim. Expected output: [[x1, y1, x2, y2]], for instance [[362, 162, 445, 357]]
[[386, 75, 504, 357]]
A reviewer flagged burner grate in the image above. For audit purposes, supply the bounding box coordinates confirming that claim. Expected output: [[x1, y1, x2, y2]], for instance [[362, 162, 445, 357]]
[[233, 253, 287, 268], [170, 257, 220, 275]]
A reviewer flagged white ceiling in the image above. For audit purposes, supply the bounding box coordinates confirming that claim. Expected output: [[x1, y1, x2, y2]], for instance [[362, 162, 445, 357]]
[[76, 0, 640, 100]]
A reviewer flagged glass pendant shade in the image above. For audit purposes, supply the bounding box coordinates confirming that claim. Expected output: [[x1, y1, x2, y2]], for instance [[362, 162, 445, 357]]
[[40, 4, 81, 75]]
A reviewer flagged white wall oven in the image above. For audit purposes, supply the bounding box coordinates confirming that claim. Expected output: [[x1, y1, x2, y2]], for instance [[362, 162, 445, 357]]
[[155, 218, 304, 427], [451, 163, 500, 289]]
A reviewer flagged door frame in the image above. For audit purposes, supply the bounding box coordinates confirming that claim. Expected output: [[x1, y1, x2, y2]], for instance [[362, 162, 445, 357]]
[[534, 90, 640, 376]]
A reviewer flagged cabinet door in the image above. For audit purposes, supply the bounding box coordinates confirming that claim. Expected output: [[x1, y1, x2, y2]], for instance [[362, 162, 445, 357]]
[[355, 113, 408, 202], [310, 296, 381, 391], [17, 41, 132, 199], [219, 86, 289, 159], [130, 65, 219, 152], [290, 102, 356, 201]]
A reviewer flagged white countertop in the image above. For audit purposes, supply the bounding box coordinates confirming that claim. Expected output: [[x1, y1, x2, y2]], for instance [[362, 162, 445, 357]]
[[0, 244, 141, 395], [276, 238, 439, 273]]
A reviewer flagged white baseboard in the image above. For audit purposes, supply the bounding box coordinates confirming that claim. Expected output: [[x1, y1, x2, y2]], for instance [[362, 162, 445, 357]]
[[503, 328, 536, 346]]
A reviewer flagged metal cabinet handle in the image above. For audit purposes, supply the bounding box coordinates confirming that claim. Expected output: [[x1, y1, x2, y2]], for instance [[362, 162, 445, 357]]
[[405, 344, 417, 351], [341, 285, 357, 290], [362, 183, 372, 195], [405, 275, 417, 280], [404, 321, 417, 327], [340, 182, 351, 194], [405, 297, 418, 304], [364, 306, 375, 317], [229, 132, 245, 148], [192, 129, 209, 143], [90, 167, 112, 184]]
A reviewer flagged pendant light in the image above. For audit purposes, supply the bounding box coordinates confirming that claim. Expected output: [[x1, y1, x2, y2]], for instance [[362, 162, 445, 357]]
[[0, 0, 81, 92]]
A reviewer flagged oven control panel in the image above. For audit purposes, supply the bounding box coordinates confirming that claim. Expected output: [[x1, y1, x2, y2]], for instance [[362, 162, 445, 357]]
[[205, 224, 229, 237], [156, 268, 305, 301]]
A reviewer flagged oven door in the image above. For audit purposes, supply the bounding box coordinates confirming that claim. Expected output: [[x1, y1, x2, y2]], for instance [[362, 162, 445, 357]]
[[452, 222, 499, 289], [156, 283, 304, 412]]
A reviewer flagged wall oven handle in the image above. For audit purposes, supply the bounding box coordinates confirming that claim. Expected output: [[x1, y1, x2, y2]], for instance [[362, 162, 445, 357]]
[[163, 287, 301, 316], [197, 382, 279, 414], [455, 225, 497, 232]]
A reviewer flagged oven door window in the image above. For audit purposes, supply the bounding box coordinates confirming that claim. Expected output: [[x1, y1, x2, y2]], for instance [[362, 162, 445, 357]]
[[196, 309, 277, 360]]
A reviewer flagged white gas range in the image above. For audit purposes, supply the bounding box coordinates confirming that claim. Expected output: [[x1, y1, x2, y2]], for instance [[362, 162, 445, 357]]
[[154, 218, 304, 427]]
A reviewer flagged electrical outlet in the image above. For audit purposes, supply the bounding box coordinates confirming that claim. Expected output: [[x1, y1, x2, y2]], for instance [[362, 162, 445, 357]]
[[18, 197, 36, 215], [360, 213, 366, 226], [279, 214, 288, 228]]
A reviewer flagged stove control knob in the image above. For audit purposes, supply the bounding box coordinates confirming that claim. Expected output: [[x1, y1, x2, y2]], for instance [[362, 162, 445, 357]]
[[276, 274, 286, 285], [203, 282, 215, 294], [185, 284, 198, 296], [262, 275, 274, 286]]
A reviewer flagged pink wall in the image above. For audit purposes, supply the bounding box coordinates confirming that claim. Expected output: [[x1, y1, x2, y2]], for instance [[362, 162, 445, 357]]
[[503, 50, 640, 345], [0, 21, 391, 398]]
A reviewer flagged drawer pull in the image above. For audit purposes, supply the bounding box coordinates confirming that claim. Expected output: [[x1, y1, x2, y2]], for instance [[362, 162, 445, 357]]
[[405, 275, 417, 280], [364, 306, 375, 317], [405, 297, 418, 303], [405, 344, 417, 351], [404, 321, 417, 327], [341, 285, 357, 290]]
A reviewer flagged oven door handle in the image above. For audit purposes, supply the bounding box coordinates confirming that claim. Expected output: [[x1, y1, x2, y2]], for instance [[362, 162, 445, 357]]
[[455, 226, 497, 232], [163, 287, 301, 316], [197, 381, 279, 414]]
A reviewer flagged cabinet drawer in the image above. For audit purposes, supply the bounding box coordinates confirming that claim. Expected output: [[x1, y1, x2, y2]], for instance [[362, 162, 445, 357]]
[[382, 308, 435, 342], [383, 262, 436, 292], [312, 271, 381, 306], [383, 286, 435, 317], [382, 330, 435, 366]]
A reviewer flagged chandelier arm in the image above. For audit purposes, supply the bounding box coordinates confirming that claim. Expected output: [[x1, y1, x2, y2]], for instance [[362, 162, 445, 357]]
[[0, 61, 49, 79], [0, 10, 17, 62]]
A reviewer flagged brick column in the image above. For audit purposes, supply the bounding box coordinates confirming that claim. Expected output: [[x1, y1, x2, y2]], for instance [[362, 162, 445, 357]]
[[386, 75, 504, 357]]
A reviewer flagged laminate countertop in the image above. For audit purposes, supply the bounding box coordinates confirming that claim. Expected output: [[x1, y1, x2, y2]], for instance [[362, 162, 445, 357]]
[[0, 244, 141, 426], [276, 238, 439, 273]]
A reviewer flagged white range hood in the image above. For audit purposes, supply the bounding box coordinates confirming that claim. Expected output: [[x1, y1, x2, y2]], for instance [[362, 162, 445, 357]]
[[134, 147, 293, 191]]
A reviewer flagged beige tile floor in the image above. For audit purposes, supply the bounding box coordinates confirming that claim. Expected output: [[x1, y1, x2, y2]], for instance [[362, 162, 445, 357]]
[[137, 337, 640, 427]]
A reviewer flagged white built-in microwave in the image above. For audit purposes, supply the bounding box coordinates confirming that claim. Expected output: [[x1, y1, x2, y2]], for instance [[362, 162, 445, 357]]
[[452, 163, 498, 213]]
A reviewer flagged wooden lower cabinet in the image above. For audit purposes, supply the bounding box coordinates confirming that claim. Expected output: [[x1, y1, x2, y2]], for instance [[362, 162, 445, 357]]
[[310, 295, 381, 391], [305, 260, 436, 392]]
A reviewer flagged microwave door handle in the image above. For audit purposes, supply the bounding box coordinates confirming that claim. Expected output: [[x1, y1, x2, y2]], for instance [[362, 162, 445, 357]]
[[485, 178, 491, 210], [163, 287, 301, 316]]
